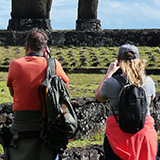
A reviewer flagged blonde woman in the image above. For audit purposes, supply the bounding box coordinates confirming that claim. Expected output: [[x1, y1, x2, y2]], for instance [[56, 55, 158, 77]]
[[96, 44, 158, 160]]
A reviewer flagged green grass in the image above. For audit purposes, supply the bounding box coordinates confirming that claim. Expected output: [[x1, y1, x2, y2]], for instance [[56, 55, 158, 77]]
[[150, 75, 160, 92], [1, 72, 160, 104], [47, 46, 160, 69], [1, 46, 160, 69], [0, 81, 13, 103], [0, 46, 25, 67], [67, 133, 104, 148], [0, 72, 105, 103], [158, 131, 160, 140], [68, 73, 104, 99], [0, 72, 13, 104], [0, 145, 3, 155]]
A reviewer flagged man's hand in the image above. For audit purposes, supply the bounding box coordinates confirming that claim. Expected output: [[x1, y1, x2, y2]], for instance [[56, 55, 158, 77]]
[[65, 82, 69, 89], [43, 46, 50, 58]]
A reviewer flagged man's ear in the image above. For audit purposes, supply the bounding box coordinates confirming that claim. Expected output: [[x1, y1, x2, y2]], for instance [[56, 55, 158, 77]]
[[43, 46, 50, 58], [25, 43, 30, 56], [26, 43, 29, 51]]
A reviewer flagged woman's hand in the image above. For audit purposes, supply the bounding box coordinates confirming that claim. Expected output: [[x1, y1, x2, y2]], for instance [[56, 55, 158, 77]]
[[107, 59, 120, 77], [95, 59, 120, 102]]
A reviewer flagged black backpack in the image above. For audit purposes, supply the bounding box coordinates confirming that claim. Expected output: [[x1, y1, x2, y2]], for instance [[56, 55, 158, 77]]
[[112, 75, 148, 133], [38, 58, 78, 153]]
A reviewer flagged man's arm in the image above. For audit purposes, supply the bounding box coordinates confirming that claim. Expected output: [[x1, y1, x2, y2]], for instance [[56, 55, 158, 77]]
[[65, 81, 69, 89], [55, 59, 69, 88], [151, 95, 156, 101], [9, 86, 14, 97]]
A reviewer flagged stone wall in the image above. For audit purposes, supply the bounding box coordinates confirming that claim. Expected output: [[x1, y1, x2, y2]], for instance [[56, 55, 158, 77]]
[[0, 29, 160, 47], [0, 96, 160, 139], [61, 144, 104, 160], [0, 96, 160, 159]]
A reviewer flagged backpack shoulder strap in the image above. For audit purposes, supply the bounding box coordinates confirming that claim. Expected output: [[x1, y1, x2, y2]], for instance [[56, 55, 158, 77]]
[[46, 57, 56, 77], [38, 57, 57, 139], [40, 57, 56, 87], [111, 75, 127, 126], [113, 74, 126, 86]]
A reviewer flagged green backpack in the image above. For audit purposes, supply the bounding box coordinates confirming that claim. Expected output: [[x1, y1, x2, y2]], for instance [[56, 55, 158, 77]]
[[38, 58, 78, 153]]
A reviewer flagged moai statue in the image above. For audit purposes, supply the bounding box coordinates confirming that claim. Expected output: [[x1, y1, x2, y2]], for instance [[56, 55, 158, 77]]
[[7, 0, 52, 31], [76, 0, 102, 31]]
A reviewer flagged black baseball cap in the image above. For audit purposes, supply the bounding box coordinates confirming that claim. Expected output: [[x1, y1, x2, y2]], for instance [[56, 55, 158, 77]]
[[118, 44, 140, 60]]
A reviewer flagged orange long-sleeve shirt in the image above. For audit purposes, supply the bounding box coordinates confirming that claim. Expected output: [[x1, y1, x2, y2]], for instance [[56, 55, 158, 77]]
[[7, 56, 69, 111]]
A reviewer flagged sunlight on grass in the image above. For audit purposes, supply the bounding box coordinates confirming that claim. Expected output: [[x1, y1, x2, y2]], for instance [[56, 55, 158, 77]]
[[0, 46, 160, 69], [1, 72, 160, 103], [150, 75, 160, 92], [68, 73, 104, 99], [158, 131, 160, 140], [0, 81, 13, 104], [0, 145, 4, 155], [0, 46, 25, 67], [67, 133, 104, 148], [0, 72, 106, 103]]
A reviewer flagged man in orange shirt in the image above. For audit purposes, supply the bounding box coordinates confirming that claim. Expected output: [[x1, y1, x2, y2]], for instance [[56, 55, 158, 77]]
[[7, 28, 69, 160]]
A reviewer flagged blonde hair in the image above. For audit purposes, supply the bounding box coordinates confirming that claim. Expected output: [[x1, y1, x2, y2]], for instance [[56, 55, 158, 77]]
[[118, 58, 146, 86]]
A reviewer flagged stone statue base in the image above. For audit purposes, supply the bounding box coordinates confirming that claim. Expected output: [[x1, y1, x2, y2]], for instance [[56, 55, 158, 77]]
[[7, 19, 52, 31], [76, 19, 102, 32]]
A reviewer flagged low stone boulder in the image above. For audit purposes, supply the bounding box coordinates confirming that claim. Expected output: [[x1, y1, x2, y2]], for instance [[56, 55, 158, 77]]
[[61, 144, 104, 160]]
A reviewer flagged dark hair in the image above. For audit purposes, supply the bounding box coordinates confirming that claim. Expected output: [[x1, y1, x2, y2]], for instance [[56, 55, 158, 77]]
[[26, 28, 48, 52]]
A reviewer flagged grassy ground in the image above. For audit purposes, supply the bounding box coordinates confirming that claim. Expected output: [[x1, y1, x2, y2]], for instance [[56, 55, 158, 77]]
[[0, 72, 106, 104], [1, 46, 160, 70], [0, 46, 160, 149], [1, 72, 160, 104]]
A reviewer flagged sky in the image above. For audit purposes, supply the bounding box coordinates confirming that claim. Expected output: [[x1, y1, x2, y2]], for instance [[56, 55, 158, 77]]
[[0, 0, 160, 30]]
